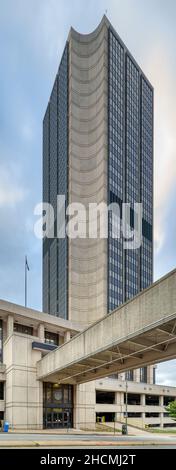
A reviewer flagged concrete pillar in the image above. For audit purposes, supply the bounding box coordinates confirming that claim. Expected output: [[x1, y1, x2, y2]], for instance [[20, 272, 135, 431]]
[[115, 391, 121, 404], [159, 395, 164, 406], [59, 335, 64, 345], [147, 365, 155, 384], [115, 391, 123, 423], [140, 394, 146, 428], [38, 323, 45, 342], [135, 369, 140, 383], [141, 411, 145, 425], [64, 330, 71, 343], [133, 369, 137, 382], [74, 381, 96, 430], [160, 412, 164, 428], [3, 332, 43, 430], [159, 396, 164, 428], [141, 394, 145, 406], [7, 315, 14, 338]]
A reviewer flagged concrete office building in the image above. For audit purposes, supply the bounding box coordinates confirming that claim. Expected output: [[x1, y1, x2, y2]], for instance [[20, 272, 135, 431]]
[[0, 18, 173, 432], [42, 15, 155, 428], [43, 15, 153, 324], [0, 300, 176, 430]]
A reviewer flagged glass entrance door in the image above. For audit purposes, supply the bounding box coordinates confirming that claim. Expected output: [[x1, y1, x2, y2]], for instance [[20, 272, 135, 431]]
[[44, 408, 72, 429], [63, 410, 72, 428], [45, 410, 52, 428], [53, 411, 63, 428], [43, 383, 73, 429]]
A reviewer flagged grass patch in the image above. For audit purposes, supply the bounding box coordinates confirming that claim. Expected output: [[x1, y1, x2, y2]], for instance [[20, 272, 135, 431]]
[[81, 423, 121, 433], [149, 428, 176, 434]]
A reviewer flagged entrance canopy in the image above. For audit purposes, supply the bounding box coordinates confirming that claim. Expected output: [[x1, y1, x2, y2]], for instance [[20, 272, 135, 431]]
[[37, 269, 176, 384]]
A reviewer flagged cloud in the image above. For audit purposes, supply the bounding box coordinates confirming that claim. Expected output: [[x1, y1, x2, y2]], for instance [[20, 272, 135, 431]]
[[0, 0, 70, 68], [148, 45, 176, 255], [106, 1, 176, 258], [0, 0, 175, 382], [20, 122, 35, 142], [157, 360, 176, 387], [0, 165, 26, 207]]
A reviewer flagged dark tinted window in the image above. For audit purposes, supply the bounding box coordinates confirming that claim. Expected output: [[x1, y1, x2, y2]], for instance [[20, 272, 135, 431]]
[[125, 370, 134, 381], [0, 382, 4, 400], [14, 323, 33, 336], [140, 366, 147, 383], [45, 331, 59, 346]]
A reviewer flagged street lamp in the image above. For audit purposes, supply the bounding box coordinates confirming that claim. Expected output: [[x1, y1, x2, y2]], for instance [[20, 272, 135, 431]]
[[125, 380, 128, 434]]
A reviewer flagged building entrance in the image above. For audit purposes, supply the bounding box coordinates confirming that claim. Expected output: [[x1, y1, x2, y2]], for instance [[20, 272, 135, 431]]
[[45, 408, 72, 429], [43, 383, 73, 429]]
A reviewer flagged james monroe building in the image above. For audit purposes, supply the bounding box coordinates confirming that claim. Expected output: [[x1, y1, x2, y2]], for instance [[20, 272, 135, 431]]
[[0, 17, 175, 430]]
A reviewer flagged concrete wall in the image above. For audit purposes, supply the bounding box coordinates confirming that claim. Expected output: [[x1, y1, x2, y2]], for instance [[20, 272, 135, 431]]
[[1, 296, 176, 431], [0, 364, 5, 382], [72, 376, 176, 430], [95, 377, 176, 429], [68, 18, 109, 325], [0, 400, 5, 413], [74, 382, 95, 430], [3, 333, 43, 429], [37, 269, 176, 382], [96, 376, 176, 397]]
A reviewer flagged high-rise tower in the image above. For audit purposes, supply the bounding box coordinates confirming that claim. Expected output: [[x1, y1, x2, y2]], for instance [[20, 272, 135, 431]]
[[43, 16, 153, 326]]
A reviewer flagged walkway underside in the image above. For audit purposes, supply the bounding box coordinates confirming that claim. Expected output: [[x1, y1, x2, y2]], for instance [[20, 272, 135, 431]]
[[37, 269, 176, 384]]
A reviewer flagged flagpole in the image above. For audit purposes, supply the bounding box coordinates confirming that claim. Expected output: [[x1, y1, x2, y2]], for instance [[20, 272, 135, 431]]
[[25, 255, 27, 307]]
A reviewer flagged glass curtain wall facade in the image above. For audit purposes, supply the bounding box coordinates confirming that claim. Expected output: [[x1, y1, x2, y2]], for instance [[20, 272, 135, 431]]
[[125, 57, 140, 301], [43, 18, 153, 319], [108, 31, 124, 311], [0, 320, 2, 363], [140, 366, 148, 383], [140, 79, 153, 290], [43, 44, 69, 318], [108, 28, 153, 311]]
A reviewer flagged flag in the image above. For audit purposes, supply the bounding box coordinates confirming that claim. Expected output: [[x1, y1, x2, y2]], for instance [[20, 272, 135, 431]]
[[25, 256, 30, 271]]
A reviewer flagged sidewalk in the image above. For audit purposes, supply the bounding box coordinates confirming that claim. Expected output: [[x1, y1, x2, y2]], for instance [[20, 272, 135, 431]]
[[7, 428, 121, 436], [1, 438, 176, 447]]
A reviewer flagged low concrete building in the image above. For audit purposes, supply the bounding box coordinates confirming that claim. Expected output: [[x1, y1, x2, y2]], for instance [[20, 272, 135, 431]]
[[0, 299, 176, 430], [0, 300, 81, 429], [95, 376, 176, 429]]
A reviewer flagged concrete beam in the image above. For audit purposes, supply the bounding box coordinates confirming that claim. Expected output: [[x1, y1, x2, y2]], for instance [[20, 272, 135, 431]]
[[37, 269, 176, 384]]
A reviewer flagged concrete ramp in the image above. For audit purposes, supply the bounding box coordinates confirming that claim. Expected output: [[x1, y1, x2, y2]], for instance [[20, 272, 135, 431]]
[[37, 269, 176, 384]]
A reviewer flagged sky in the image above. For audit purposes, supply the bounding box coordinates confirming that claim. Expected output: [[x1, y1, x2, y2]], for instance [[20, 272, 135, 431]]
[[0, 0, 176, 385]]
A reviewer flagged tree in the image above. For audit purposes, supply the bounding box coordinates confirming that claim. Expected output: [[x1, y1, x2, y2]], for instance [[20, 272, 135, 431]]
[[166, 401, 176, 420]]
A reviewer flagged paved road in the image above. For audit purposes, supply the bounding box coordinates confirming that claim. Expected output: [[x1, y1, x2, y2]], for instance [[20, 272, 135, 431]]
[[1, 446, 176, 450]]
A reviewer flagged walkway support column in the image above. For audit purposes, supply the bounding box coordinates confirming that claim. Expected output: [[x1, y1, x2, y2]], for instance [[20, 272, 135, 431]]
[[73, 382, 96, 430], [64, 331, 71, 343], [7, 315, 14, 338], [38, 323, 45, 342]]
